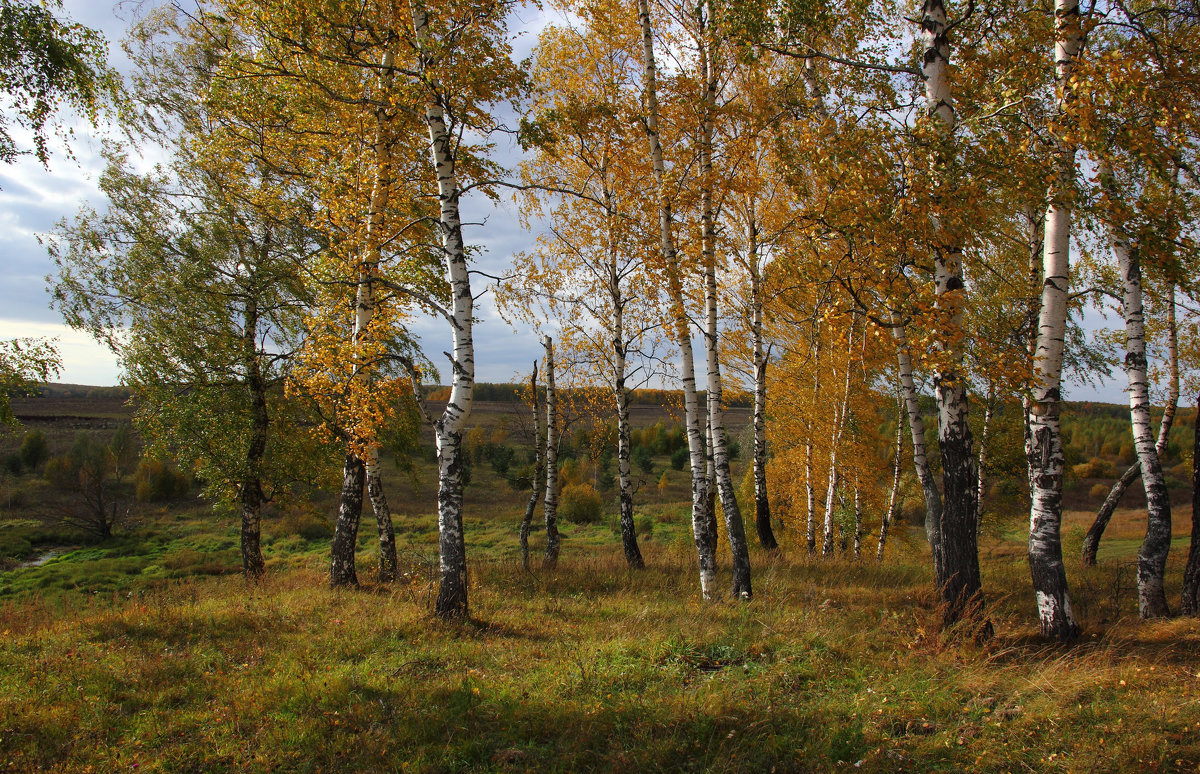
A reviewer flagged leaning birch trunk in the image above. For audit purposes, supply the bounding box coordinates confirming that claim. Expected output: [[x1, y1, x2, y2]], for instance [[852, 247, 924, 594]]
[[638, 0, 715, 597], [1180, 391, 1200, 614], [823, 321, 856, 556], [703, 414, 719, 558], [977, 382, 995, 523], [330, 452, 365, 587], [1101, 174, 1171, 617], [543, 335, 561, 569], [748, 214, 777, 550], [892, 324, 943, 563], [805, 336, 822, 554], [520, 363, 545, 570], [878, 386, 905, 561], [696, 1, 750, 597], [614, 359, 644, 568], [608, 209, 645, 569], [852, 480, 862, 559], [331, 48, 396, 588], [365, 455, 398, 583], [1027, 0, 1084, 641], [413, 7, 475, 619], [919, 0, 984, 630], [1082, 285, 1179, 566], [239, 297, 267, 580]]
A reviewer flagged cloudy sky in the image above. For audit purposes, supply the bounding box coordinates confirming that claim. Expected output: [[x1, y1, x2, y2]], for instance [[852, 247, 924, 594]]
[[1, 1, 1127, 402]]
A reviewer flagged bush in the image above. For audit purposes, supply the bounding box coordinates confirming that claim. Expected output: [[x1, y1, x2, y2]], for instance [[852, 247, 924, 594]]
[[559, 483, 603, 524], [633, 446, 654, 475], [134, 459, 191, 502], [1089, 483, 1111, 500], [2, 453, 21, 475], [726, 440, 740, 460], [670, 447, 688, 471], [279, 508, 334, 541], [1071, 458, 1115, 480], [18, 430, 48, 471]]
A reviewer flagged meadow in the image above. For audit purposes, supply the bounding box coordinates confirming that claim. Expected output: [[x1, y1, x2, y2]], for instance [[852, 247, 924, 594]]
[[0, 392, 1198, 773]]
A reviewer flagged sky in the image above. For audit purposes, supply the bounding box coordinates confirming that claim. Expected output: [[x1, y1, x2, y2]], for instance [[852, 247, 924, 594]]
[[0, 0, 1130, 403]]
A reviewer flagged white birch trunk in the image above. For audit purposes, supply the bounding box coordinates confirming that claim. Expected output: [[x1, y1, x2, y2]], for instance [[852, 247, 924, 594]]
[[519, 363, 545, 570], [609, 247, 645, 568], [543, 335, 561, 568], [697, 5, 751, 597], [1027, 0, 1084, 641], [805, 336, 822, 554], [921, 0, 984, 629], [853, 480, 862, 559], [412, 6, 475, 619], [747, 206, 777, 550], [823, 320, 856, 556], [878, 386, 905, 561], [637, 0, 715, 597], [977, 381, 995, 524], [892, 324, 943, 558], [1100, 164, 1172, 617]]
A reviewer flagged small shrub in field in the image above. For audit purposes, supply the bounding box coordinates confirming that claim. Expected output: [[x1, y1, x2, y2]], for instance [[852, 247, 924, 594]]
[[278, 508, 333, 541], [43, 455, 75, 487], [726, 440, 740, 460], [134, 460, 190, 502], [2, 453, 21, 475], [560, 483, 603, 524], [633, 446, 654, 475], [1089, 483, 1111, 500], [18, 430, 48, 471], [1070, 458, 1114, 480], [636, 513, 654, 537], [670, 447, 688, 471]]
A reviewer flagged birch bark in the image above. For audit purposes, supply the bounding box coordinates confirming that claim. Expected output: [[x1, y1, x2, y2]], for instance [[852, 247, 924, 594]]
[[637, 0, 715, 597], [747, 209, 777, 550], [878, 386, 905, 561], [1082, 287, 1179, 566], [543, 335, 561, 569], [238, 295, 268, 580], [412, 5, 475, 619], [823, 320, 856, 556], [1102, 177, 1172, 617], [697, 5, 751, 597], [330, 47, 396, 588], [892, 324, 943, 560], [1181, 392, 1200, 614], [330, 452, 365, 587], [919, 0, 984, 629], [1027, 0, 1084, 640], [520, 363, 545, 570]]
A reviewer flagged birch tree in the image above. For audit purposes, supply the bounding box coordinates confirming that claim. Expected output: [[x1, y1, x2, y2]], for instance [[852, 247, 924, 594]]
[[50, 13, 324, 580], [1027, 0, 1086, 641], [636, 0, 718, 597]]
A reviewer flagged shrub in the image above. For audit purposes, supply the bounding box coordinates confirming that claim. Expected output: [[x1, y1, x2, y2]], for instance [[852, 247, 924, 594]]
[[134, 459, 190, 502], [2, 453, 21, 475], [1071, 458, 1115, 480], [18, 430, 48, 471], [279, 508, 334, 541], [670, 447, 688, 471], [726, 440, 740, 460], [633, 446, 654, 475], [1089, 483, 1111, 500], [559, 483, 603, 524]]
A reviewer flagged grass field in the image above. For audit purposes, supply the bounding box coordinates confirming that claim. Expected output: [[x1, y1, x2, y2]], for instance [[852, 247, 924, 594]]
[[1, 395, 1198, 772]]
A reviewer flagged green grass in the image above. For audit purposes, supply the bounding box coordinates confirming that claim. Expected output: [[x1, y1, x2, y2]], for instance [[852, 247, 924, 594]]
[[1, 493, 1199, 772]]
